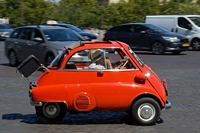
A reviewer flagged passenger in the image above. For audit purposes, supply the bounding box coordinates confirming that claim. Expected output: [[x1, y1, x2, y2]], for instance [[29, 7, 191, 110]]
[[88, 49, 106, 69]]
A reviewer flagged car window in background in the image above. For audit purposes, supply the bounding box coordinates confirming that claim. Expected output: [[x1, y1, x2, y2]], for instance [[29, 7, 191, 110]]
[[145, 24, 169, 33], [188, 17, 200, 27], [119, 25, 133, 33], [66, 24, 83, 32], [42, 29, 85, 41], [30, 29, 43, 41], [18, 28, 32, 40], [10, 28, 21, 38]]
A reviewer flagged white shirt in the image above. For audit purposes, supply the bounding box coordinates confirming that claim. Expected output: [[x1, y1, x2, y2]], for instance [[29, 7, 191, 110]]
[[88, 63, 105, 69]]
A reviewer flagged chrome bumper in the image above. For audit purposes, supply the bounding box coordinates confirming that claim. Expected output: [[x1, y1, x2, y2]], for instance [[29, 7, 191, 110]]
[[165, 100, 171, 109], [30, 99, 42, 106]]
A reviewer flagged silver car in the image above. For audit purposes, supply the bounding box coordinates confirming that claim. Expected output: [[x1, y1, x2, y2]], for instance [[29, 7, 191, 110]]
[[5, 25, 87, 66]]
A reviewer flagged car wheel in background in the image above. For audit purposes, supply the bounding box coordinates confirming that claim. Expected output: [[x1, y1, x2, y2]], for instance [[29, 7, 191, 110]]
[[151, 41, 165, 54], [35, 102, 66, 124], [131, 97, 161, 125], [8, 50, 19, 67], [191, 38, 200, 50], [45, 53, 55, 67]]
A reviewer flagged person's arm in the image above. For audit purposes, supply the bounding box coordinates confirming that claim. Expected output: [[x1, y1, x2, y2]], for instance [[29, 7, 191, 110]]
[[106, 59, 113, 69]]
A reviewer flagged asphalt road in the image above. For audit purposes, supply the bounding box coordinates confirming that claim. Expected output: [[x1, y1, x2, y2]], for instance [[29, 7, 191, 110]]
[[1, 42, 200, 133]]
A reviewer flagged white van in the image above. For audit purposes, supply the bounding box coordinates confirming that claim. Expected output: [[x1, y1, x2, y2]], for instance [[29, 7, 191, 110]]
[[145, 15, 200, 50]]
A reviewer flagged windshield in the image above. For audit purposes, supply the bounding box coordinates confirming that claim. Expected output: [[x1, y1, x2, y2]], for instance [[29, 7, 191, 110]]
[[42, 28, 85, 41], [128, 47, 144, 67], [146, 24, 170, 33], [188, 17, 200, 27], [67, 24, 83, 32], [48, 50, 65, 69]]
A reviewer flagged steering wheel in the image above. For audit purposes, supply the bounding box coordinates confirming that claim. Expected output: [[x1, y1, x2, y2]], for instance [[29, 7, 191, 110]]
[[117, 59, 129, 69]]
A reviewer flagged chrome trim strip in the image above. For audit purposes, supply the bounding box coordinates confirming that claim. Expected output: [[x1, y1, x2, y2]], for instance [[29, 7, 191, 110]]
[[165, 100, 171, 109], [30, 99, 42, 106]]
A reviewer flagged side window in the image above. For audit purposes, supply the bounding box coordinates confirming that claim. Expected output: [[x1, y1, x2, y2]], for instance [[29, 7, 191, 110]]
[[18, 28, 33, 40], [65, 48, 135, 70], [133, 25, 145, 33], [178, 17, 191, 29], [31, 29, 43, 41], [105, 48, 135, 69], [108, 26, 119, 32], [10, 28, 21, 38], [119, 25, 133, 33], [65, 49, 92, 70]]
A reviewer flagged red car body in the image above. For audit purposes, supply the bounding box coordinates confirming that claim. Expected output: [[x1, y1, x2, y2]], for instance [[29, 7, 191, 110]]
[[18, 41, 171, 125]]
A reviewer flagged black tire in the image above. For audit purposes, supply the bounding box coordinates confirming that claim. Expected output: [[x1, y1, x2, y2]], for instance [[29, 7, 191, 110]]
[[191, 38, 200, 50], [151, 42, 165, 54], [131, 97, 161, 125], [8, 50, 19, 67], [45, 53, 55, 67], [35, 102, 66, 124], [171, 51, 181, 55]]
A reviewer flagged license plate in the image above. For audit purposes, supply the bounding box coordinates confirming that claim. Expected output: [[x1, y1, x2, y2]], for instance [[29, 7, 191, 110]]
[[182, 43, 190, 47]]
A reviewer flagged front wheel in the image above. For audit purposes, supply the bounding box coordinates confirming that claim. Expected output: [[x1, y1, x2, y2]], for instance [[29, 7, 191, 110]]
[[191, 38, 200, 50], [151, 42, 165, 54], [35, 102, 66, 124], [45, 53, 55, 67], [131, 97, 161, 125], [8, 51, 19, 67]]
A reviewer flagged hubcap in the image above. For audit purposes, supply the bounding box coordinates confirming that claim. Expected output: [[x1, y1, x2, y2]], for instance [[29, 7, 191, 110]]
[[138, 103, 155, 121], [43, 103, 60, 118], [152, 43, 163, 54], [192, 40, 200, 50]]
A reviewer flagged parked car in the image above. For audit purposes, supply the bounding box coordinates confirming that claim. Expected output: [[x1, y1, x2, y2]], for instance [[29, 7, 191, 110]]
[[16, 40, 171, 125], [0, 24, 13, 40], [42, 20, 98, 40], [145, 15, 200, 50], [103, 23, 190, 54], [5, 25, 87, 67]]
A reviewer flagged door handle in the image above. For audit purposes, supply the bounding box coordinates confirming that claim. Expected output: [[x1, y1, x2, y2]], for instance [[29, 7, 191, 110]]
[[14, 42, 18, 44], [175, 28, 178, 32], [97, 71, 104, 77], [27, 43, 32, 46]]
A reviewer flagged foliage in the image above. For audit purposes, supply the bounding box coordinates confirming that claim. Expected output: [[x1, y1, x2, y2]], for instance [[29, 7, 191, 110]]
[[1, 0, 200, 29]]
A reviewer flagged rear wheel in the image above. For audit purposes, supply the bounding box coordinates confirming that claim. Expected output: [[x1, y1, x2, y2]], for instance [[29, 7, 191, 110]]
[[35, 102, 66, 124], [151, 42, 165, 54], [131, 97, 161, 125], [8, 50, 19, 67], [191, 38, 200, 50], [45, 53, 55, 67]]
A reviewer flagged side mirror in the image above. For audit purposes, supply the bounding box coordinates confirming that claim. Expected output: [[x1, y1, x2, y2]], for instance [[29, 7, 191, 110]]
[[34, 37, 44, 42], [187, 24, 192, 30], [134, 73, 146, 84]]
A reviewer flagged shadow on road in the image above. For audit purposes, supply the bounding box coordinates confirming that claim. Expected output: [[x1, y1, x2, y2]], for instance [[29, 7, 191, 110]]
[[2, 112, 164, 126]]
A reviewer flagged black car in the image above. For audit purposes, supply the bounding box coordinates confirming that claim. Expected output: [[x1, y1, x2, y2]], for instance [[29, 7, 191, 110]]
[[42, 21, 97, 40], [103, 23, 190, 54]]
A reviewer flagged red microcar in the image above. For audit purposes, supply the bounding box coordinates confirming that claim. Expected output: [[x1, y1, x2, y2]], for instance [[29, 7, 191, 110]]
[[17, 41, 171, 125]]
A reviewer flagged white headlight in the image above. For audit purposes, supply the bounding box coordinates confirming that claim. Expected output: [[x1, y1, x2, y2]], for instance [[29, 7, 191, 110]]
[[162, 36, 179, 42]]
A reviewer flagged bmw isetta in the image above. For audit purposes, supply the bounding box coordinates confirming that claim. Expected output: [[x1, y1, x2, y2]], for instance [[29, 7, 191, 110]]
[[17, 41, 171, 125]]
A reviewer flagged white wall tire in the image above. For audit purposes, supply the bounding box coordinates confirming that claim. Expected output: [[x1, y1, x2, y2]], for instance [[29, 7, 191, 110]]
[[35, 102, 66, 124], [131, 97, 161, 125]]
